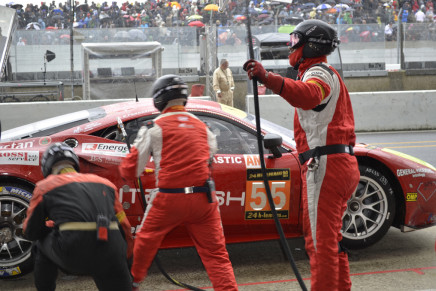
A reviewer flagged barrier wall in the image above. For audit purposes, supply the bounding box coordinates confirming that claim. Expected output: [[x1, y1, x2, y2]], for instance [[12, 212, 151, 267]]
[[1, 91, 436, 132], [246, 90, 436, 132]]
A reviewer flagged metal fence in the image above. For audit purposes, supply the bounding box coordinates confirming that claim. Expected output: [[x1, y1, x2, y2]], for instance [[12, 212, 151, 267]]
[[8, 22, 436, 82]]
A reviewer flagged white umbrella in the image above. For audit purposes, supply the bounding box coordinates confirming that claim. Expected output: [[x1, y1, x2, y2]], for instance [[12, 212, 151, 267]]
[[334, 3, 350, 10], [316, 3, 332, 10], [26, 22, 41, 30]]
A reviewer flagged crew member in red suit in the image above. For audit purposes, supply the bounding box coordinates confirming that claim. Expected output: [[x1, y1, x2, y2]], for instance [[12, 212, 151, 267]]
[[244, 19, 360, 291], [119, 74, 238, 291], [23, 142, 133, 291]]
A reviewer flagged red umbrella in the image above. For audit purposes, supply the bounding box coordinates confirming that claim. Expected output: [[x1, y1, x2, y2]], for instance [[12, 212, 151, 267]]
[[46, 26, 58, 30], [188, 20, 205, 27], [60, 34, 70, 39], [236, 15, 246, 21]]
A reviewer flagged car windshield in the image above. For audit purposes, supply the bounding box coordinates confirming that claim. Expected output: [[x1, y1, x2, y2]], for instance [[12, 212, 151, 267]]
[[243, 113, 296, 149], [1, 107, 106, 142]]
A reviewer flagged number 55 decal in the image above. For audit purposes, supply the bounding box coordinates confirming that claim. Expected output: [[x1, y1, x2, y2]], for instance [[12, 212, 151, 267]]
[[244, 169, 291, 220]]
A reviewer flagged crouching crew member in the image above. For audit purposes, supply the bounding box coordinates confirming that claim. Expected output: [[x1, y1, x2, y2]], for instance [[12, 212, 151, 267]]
[[119, 74, 238, 291], [23, 142, 133, 291], [244, 19, 360, 290]]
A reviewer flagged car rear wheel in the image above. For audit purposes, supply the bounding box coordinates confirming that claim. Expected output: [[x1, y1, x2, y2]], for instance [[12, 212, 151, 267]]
[[0, 183, 34, 278], [341, 165, 396, 249]]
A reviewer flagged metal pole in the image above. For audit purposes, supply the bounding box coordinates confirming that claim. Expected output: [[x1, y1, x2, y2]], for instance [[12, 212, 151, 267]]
[[69, 0, 74, 99]]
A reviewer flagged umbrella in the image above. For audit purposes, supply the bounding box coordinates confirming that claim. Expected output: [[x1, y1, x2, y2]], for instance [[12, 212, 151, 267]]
[[46, 26, 58, 30], [204, 4, 219, 11], [340, 0, 353, 5], [99, 12, 110, 20], [236, 15, 246, 21], [259, 17, 274, 25], [334, 3, 349, 10], [302, 3, 316, 9], [258, 14, 271, 19], [60, 34, 70, 39], [170, 1, 181, 9], [187, 14, 203, 20], [316, 3, 332, 10], [188, 20, 205, 27], [53, 8, 63, 14], [128, 29, 146, 41], [326, 7, 338, 13], [11, 4, 23, 9], [26, 22, 41, 30], [324, 0, 336, 4]]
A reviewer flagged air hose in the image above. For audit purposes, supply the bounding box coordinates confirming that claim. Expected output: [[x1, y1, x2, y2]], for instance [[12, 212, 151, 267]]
[[244, 3, 308, 290], [117, 118, 205, 291]]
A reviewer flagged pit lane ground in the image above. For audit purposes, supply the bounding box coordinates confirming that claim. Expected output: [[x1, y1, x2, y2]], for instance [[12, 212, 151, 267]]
[[2, 226, 435, 290]]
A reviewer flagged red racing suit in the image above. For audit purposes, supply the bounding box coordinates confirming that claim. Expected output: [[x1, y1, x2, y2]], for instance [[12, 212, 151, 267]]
[[119, 105, 238, 291], [269, 56, 360, 290]]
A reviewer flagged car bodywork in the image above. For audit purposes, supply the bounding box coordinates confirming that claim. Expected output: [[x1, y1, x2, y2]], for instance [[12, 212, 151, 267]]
[[1, 98, 435, 277]]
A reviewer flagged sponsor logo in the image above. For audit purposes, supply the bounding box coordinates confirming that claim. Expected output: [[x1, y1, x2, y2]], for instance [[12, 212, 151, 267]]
[[244, 154, 261, 169], [0, 186, 33, 201], [39, 137, 51, 145], [0, 151, 39, 165], [82, 143, 128, 157], [406, 192, 418, 202], [0, 141, 34, 150], [397, 168, 434, 177], [0, 266, 21, 277]]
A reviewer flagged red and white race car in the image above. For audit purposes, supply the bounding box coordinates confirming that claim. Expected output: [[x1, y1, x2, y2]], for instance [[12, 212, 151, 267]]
[[1, 99, 435, 277]]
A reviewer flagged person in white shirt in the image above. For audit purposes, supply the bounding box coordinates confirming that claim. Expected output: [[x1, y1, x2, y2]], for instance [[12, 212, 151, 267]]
[[385, 21, 394, 40], [415, 7, 426, 22]]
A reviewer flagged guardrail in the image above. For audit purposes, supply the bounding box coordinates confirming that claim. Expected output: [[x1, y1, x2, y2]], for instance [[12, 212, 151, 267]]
[[246, 90, 436, 132], [1, 91, 435, 132]]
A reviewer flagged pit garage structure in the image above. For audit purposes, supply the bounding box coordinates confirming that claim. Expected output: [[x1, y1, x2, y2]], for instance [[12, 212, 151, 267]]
[[81, 42, 163, 100]]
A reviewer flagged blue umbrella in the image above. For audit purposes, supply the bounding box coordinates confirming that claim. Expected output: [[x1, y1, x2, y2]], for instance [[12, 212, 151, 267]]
[[302, 3, 316, 9], [316, 3, 332, 10], [53, 8, 63, 15]]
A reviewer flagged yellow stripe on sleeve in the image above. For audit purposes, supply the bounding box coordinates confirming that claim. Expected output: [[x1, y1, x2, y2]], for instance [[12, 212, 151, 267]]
[[116, 211, 127, 222], [307, 80, 326, 100]]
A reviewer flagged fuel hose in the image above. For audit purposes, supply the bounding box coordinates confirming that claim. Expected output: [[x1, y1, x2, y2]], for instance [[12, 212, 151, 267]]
[[244, 3, 307, 290]]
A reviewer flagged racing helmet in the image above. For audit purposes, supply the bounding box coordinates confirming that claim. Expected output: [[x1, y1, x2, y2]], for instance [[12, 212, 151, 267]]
[[152, 74, 188, 112], [41, 142, 80, 178], [289, 19, 340, 58]]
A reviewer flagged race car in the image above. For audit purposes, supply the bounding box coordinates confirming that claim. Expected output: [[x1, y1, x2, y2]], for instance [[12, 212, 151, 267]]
[[1, 98, 435, 278]]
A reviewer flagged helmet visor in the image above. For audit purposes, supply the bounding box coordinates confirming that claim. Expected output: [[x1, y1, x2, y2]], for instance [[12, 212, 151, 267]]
[[289, 32, 302, 49]]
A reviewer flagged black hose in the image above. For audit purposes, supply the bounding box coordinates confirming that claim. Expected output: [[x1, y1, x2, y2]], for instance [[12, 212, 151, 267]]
[[244, 3, 307, 290]]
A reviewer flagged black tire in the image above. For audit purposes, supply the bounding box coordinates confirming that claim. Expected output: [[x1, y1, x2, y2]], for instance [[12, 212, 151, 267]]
[[341, 164, 396, 250], [0, 183, 34, 279]]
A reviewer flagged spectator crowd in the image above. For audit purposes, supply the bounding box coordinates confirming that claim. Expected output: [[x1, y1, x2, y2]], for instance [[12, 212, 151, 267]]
[[4, 0, 436, 43]]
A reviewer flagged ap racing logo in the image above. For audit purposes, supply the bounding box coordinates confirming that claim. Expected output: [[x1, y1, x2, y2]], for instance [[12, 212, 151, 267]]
[[0, 151, 39, 165], [82, 143, 128, 157]]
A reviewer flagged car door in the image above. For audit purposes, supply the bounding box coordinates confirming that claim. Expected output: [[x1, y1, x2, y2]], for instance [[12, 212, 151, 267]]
[[197, 114, 303, 243]]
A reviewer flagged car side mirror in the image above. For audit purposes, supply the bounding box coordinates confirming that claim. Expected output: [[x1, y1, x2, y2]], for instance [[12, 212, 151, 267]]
[[263, 133, 282, 158]]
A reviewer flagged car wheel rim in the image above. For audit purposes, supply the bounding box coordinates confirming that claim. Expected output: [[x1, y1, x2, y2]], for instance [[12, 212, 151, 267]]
[[341, 176, 389, 241], [0, 196, 32, 267]]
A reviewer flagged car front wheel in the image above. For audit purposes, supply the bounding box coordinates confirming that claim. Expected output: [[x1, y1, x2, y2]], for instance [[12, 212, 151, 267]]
[[341, 164, 396, 250], [0, 183, 34, 278]]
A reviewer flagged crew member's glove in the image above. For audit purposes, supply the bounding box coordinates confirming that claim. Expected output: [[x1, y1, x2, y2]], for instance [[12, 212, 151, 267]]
[[243, 59, 267, 83], [243, 59, 285, 94]]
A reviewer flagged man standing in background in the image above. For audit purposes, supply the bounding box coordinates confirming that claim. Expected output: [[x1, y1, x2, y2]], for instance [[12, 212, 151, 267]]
[[213, 58, 235, 106]]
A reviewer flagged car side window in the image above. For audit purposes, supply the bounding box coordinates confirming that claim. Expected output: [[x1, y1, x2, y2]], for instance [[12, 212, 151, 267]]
[[199, 116, 258, 154]]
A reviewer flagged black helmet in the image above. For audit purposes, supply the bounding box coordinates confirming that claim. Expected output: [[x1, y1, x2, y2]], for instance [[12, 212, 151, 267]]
[[41, 142, 80, 178], [290, 19, 340, 58], [152, 75, 188, 112]]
